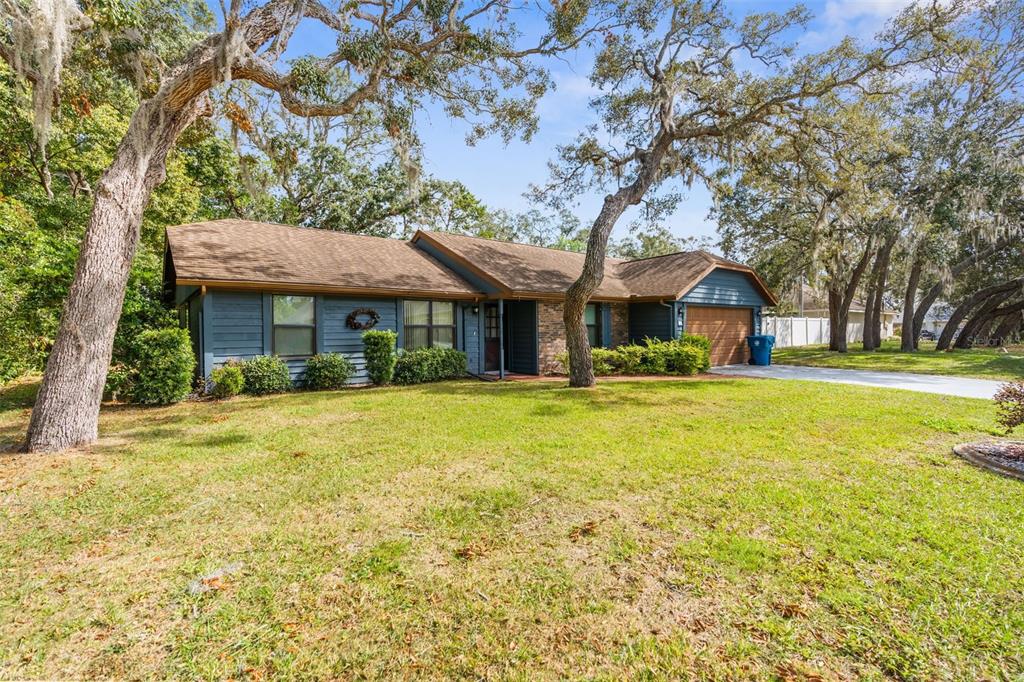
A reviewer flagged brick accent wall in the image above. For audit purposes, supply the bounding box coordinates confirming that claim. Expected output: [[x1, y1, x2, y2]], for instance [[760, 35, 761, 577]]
[[538, 301, 566, 374], [538, 301, 632, 374], [609, 302, 629, 347]]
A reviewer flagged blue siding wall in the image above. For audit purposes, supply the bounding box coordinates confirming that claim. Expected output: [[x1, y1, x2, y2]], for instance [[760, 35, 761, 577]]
[[205, 291, 404, 385], [462, 304, 481, 374], [211, 292, 264, 362], [321, 297, 399, 383], [628, 302, 673, 342], [681, 268, 767, 307]]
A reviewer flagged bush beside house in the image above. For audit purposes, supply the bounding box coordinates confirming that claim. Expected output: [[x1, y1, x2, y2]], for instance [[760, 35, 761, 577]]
[[393, 348, 468, 385], [240, 355, 292, 395], [558, 335, 711, 377], [211, 363, 245, 398], [304, 353, 355, 390], [130, 328, 196, 405], [363, 330, 397, 385]]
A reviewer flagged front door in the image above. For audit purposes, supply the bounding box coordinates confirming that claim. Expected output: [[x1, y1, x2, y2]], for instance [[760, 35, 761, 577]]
[[484, 303, 501, 371]]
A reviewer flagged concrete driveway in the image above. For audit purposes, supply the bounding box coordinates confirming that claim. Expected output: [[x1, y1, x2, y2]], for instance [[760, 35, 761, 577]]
[[708, 363, 1004, 400]]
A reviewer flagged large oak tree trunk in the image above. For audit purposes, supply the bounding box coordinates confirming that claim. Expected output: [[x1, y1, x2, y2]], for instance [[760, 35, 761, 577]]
[[564, 133, 672, 387], [826, 238, 874, 353], [904, 237, 1012, 351], [936, 278, 1024, 351], [992, 309, 1024, 345], [25, 99, 202, 452], [954, 290, 1015, 349], [900, 256, 924, 352], [863, 235, 895, 350]]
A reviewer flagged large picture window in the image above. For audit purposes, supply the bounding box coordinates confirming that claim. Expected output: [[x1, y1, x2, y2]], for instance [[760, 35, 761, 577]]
[[404, 300, 455, 350], [273, 295, 315, 356], [585, 303, 601, 348]]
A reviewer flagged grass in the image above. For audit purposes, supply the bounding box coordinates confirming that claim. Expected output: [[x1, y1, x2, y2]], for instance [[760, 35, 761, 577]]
[[1, 375, 1023, 680], [772, 339, 1024, 381]]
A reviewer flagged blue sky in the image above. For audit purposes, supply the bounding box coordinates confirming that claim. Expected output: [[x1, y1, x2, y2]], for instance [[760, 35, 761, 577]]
[[276, 0, 912, 244]]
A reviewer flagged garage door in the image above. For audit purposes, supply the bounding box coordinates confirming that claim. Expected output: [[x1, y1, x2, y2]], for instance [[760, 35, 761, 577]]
[[685, 305, 752, 366]]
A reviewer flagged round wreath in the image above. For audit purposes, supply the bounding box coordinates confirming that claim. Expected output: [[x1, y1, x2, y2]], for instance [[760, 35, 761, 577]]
[[346, 307, 381, 330]]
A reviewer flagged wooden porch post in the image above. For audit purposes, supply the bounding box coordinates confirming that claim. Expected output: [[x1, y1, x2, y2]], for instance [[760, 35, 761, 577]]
[[498, 298, 505, 380]]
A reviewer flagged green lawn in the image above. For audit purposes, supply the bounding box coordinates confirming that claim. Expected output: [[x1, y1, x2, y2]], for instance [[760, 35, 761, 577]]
[[2, 377, 1022, 680], [772, 339, 1024, 381]]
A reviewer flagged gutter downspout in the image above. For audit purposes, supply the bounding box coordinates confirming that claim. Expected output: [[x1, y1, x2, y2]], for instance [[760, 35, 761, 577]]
[[659, 300, 678, 339]]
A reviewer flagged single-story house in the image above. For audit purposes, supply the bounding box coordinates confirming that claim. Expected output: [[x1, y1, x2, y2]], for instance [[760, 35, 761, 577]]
[[163, 219, 777, 383]]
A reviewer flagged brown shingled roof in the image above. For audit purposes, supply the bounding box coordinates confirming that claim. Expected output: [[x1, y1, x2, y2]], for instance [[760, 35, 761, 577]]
[[412, 230, 633, 299], [166, 219, 481, 298], [413, 231, 776, 303], [166, 219, 775, 304]]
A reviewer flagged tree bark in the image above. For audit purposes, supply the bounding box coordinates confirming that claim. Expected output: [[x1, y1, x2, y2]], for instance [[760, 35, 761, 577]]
[[992, 309, 1024, 346], [954, 290, 1016, 349], [908, 236, 1013, 349], [25, 99, 204, 451], [862, 276, 878, 351], [864, 235, 895, 350], [936, 278, 1024, 351], [827, 237, 874, 353], [564, 132, 672, 387], [900, 255, 924, 352], [827, 287, 849, 352]]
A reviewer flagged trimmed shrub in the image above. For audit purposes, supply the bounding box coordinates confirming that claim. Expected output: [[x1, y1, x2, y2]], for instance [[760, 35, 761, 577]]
[[240, 355, 292, 395], [393, 347, 467, 385], [555, 335, 711, 377], [995, 381, 1024, 434], [131, 328, 196, 405], [104, 363, 136, 402], [304, 352, 355, 390], [679, 333, 712, 371], [211, 362, 245, 398], [363, 330, 397, 385]]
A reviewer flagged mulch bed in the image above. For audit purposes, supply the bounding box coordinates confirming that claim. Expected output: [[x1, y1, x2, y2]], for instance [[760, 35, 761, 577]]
[[954, 441, 1024, 481]]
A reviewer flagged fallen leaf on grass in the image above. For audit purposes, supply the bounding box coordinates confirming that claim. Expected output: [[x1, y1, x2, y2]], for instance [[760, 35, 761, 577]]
[[187, 562, 244, 595], [455, 542, 488, 560], [569, 520, 599, 542]]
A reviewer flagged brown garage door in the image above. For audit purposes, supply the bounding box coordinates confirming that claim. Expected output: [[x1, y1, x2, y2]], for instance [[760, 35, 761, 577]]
[[685, 305, 753, 366]]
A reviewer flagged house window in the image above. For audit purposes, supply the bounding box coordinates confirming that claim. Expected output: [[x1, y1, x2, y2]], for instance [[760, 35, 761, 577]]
[[273, 295, 315, 356], [586, 303, 601, 347], [404, 300, 455, 350]]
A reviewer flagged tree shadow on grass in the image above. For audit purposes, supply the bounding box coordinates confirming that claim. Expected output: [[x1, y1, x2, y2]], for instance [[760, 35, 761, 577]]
[[409, 376, 726, 411]]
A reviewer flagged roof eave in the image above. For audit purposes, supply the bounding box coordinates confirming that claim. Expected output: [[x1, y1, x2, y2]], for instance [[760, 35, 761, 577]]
[[175, 278, 483, 301]]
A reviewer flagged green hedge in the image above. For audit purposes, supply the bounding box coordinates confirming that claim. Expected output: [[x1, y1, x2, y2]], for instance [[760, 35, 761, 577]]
[[393, 347, 467, 385], [304, 352, 355, 390], [240, 355, 292, 395], [558, 335, 710, 377], [211, 362, 245, 398], [362, 330, 397, 385], [130, 328, 196, 404]]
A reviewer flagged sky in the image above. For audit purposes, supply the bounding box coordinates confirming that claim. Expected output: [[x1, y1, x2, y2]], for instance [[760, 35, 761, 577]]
[[276, 0, 914, 245]]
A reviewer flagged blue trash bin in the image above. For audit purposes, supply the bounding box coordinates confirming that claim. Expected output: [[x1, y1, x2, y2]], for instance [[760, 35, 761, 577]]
[[746, 335, 775, 366]]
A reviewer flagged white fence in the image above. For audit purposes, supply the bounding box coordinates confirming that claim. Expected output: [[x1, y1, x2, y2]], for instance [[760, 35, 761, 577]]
[[764, 316, 866, 347]]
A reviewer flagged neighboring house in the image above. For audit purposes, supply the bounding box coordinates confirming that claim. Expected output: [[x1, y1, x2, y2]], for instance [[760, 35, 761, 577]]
[[788, 284, 899, 343], [163, 219, 777, 383], [921, 301, 953, 337]]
